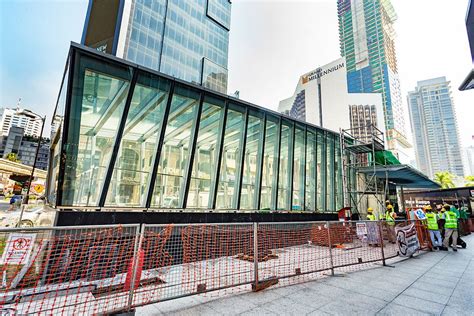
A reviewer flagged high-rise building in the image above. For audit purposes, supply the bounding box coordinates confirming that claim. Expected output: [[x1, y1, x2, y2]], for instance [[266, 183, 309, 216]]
[[463, 145, 474, 176], [0, 107, 43, 138], [0, 126, 49, 170], [81, 0, 231, 93], [338, 0, 411, 161], [408, 77, 464, 178], [279, 57, 385, 139]]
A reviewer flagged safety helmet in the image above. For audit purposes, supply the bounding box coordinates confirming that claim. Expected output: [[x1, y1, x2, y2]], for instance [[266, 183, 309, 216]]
[[425, 205, 432, 211], [443, 204, 450, 210], [367, 207, 373, 212], [387, 204, 393, 210]]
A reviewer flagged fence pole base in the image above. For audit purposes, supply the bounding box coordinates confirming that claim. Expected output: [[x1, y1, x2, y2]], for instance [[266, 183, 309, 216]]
[[252, 276, 279, 292], [111, 309, 136, 316]]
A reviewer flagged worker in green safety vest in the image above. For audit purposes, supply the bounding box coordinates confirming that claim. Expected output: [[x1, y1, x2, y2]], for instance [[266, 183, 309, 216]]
[[385, 204, 397, 243], [424, 205, 442, 250], [442, 204, 459, 252], [367, 208, 376, 221]]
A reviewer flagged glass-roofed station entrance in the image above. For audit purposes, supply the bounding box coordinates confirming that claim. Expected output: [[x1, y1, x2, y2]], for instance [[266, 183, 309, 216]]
[[48, 44, 352, 224]]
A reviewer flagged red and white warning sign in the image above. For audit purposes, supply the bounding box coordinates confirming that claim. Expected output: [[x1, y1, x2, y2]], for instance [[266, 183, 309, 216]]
[[1, 233, 36, 264]]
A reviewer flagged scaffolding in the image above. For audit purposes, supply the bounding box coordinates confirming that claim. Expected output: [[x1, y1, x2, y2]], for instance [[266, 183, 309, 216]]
[[340, 124, 390, 216]]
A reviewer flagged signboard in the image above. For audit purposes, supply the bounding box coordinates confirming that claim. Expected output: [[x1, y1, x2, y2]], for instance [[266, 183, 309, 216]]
[[414, 209, 426, 220], [356, 223, 368, 236], [395, 223, 420, 257], [82, 0, 122, 55], [0, 233, 36, 264], [33, 184, 45, 194], [301, 62, 345, 84]]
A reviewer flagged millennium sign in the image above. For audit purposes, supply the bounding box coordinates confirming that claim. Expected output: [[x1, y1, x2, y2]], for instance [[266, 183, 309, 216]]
[[301, 62, 345, 84]]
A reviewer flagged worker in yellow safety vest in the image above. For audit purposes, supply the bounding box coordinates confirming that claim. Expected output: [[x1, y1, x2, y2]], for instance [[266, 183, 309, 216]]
[[367, 208, 376, 221], [442, 204, 459, 252], [424, 205, 442, 250], [385, 204, 397, 243]]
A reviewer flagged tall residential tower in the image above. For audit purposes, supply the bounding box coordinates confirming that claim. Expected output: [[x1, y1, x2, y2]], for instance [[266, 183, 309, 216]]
[[337, 0, 410, 161], [81, 0, 231, 93], [408, 77, 464, 178]]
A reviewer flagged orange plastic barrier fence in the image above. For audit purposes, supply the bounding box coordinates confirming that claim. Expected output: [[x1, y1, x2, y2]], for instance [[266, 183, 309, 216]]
[[0, 220, 431, 314]]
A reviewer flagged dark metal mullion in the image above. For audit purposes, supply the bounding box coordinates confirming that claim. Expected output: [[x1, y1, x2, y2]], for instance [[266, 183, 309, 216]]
[[99, 68, 139, 207], [314, 130, 318, 212], [209, 101, 228, 209], [235, 108, 249, 210], [273, 119, 282, 210], [56, 49, 75, 207], [321, 132, 327, 212], [332, 135, 337, 211], [254, 114, 266, 210], [180, 93, 204, 208], [288, 122, 295, 211], [302, 126, 307, 211], [145, 81, 176, 208]]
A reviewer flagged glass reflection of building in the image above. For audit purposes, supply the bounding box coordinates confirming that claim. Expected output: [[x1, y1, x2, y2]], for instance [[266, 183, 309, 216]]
[[49, 44, 351, 213]]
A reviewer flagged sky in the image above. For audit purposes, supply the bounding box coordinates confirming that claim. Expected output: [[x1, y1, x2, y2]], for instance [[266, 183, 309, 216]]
[[0, 0, 473, 147]]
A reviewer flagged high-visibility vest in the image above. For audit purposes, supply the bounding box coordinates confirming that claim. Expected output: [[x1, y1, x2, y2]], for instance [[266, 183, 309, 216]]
[[367, 214, 376, 221], [425, 212, 438, 230], [385, 211, 395, 225], [444, 211, 458, 229]]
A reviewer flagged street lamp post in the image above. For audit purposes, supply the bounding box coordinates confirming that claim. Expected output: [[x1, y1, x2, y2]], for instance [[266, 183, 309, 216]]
[[23, 115, 46, 204], [16, 110, 46, 226]]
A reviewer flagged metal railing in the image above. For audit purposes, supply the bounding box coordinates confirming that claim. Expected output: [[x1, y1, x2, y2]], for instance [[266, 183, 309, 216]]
[[0, 219, 429, 315]]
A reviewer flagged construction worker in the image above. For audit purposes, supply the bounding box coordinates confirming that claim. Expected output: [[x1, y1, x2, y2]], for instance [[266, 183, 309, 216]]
[[385, 204, 397, 243], [367, 208, 376, 221], [425, 205, 442, 250], [442, 204, 459, 252]]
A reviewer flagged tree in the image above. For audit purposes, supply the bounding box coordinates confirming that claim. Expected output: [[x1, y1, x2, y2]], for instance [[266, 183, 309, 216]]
[[5, 152, 20, 163], [465, 175, 474, 187], [433, 171, 456, 189]]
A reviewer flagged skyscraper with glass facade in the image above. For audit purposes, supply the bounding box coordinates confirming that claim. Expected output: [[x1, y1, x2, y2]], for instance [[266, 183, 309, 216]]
[[408, 77, 464, 178], [337, 0, 410, 161], [82, 0, 231, 94]]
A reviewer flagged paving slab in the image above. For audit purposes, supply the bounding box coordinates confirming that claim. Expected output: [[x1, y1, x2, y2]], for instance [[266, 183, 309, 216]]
[[136, 234, 474, 315]]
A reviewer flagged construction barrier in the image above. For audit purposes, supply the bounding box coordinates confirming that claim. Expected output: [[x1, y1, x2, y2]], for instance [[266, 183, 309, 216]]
[[0, 219, 432, 314]]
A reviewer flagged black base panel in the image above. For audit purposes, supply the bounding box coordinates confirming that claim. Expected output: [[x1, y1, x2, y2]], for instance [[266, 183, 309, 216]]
[[56, 211, 339, 226]]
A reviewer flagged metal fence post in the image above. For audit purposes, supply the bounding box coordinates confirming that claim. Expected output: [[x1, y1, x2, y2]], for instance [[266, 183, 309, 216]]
[[253, 222, 259, 287], [378, 220, 386, 266], [127, 224, 144, 312], [326, 221, 334, 276]]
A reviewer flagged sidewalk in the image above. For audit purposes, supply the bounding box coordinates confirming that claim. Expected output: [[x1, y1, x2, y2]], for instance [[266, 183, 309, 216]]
[[137, 234, 474, 315]]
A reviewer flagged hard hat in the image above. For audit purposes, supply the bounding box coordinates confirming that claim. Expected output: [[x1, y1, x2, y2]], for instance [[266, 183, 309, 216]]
[[425, 205, 432, 211], [443, 204, 450, 209], [387, 205, 393, 210], [368, 207, 373, 212]]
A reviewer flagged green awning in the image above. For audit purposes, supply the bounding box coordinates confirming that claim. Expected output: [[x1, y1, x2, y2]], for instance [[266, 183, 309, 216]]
[[357, 164, 440, 189]]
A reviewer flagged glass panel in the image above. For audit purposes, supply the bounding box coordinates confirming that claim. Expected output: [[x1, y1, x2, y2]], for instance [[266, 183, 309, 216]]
[[151, 85, 200, 208], [48, 64, 69, 206], [305, 129, 317, 211], [62, 65, 132, 206], [240, 114, 263, 210], [292, 126, 305, 210], [317, 131, 326, 212], [216, 107, 245, 209], [278, 123, 292, 210], [105, 73, 171, 207], [327, 134, 335, 211], [187, 96, 224, 209], [260, 118, 278, 210]]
